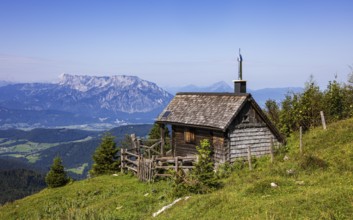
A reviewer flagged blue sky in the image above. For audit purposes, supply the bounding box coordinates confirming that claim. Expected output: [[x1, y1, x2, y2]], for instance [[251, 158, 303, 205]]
[[1, 0, 353, 89]]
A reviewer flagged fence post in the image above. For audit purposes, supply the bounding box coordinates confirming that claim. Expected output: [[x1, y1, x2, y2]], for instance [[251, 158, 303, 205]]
[[137, 139, 141, 155], [175, 156, 179, 171], [270, 137, 274, 164], [160, 124, 165, 156], [149, 159, 152, 182], [121, 148, 125, 173], [137, 154, 140, 180], [151, 155, 156, 181], [130, 134, 137, 156], [299, 126, 303, 154], [247, 146, 252, 171], [131, 134, 136, 147], [320, 111, 327, 130]]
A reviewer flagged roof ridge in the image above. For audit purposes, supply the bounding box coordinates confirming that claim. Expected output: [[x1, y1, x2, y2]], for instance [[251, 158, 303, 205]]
[[156, 94, 248, 130], [176, 92, 250, 96]]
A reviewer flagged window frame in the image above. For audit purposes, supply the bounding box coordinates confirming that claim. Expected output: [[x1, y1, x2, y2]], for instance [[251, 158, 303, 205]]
[[184, 128, 195, 144]]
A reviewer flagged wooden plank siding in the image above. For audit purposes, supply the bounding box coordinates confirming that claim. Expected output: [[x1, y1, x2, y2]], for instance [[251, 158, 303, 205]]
[[173, 126, 198, 156], [228, 103, 280, 161], [212, 131, 225, 164], [172, 125, 226, 164]]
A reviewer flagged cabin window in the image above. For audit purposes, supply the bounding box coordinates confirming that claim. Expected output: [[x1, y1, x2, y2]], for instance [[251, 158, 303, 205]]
[[184, 128, 195, 144]]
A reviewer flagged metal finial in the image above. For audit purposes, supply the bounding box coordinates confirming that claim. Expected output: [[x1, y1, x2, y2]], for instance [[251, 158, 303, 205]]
[[237, 49, 243, 80]]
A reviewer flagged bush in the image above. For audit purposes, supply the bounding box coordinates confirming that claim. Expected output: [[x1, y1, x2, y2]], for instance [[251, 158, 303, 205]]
[[215, 162, 233, 178], [169, 169, 196, 198]]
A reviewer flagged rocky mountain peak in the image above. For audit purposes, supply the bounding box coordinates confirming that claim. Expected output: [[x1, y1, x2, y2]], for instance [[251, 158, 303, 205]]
[[58, 74, 148, 92], [0, 74, 174, 127]]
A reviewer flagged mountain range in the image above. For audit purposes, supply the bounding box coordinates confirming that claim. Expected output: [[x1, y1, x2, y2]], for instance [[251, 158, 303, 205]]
[[0, 75, 302, 129], [165, 81, 234, 94], [165, 81, 303, 107], [0, 80, 13, 87], [0, 74, 173, 129]]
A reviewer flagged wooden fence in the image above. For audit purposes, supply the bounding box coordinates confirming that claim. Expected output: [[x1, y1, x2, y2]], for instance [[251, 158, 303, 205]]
[[120, 134, 196, 182]]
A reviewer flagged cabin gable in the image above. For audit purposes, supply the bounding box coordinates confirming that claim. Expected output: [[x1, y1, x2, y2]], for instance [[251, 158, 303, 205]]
[[227, 101, 280, 161]]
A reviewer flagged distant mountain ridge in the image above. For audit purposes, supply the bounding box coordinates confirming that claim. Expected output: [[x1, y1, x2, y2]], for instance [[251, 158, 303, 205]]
[[249, 87, 303, 107], [57, 74, 171, 113], [165, 81, 303, 107], [0, 80, 14, 87], [165, 81, 233, 94], [0, 75, 302, 128], [0, 74, 173, 128]]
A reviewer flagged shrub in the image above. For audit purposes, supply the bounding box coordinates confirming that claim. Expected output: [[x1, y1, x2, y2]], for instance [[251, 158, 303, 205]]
[[215, 162, 233, 178]]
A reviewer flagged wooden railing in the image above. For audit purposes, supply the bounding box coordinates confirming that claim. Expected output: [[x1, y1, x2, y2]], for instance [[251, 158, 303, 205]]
[[153, 156, 197, 178], [120, 134, 196, 182]]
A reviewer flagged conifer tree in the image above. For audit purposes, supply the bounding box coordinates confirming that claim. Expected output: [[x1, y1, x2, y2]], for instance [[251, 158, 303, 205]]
[[193, 139, 219, 193], [90, 133, 119, 176], [148, 123, 169, 139], [45, 156, 69, 188]]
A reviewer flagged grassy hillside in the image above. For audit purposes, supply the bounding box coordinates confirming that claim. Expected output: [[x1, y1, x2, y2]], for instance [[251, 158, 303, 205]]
[[1, 119, 353, 219], [0, 175, 172, 220]]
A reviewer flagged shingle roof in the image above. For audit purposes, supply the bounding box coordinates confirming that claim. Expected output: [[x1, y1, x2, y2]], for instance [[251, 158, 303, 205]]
[[156, 93, 249, 131]]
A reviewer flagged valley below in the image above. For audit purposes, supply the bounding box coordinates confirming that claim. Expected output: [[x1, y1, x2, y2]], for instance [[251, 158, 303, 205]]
[[0, 124, 152, 204]]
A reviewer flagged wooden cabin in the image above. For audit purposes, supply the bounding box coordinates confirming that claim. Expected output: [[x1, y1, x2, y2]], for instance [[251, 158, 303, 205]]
[[156, 81, 284, 164]]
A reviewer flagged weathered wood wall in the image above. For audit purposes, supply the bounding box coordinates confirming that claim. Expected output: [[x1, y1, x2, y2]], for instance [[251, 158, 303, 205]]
[[228, 102, 280, 161], [172, 126, 226, 164], [212, 131, 226, 164], [173, 126, 197, 156]]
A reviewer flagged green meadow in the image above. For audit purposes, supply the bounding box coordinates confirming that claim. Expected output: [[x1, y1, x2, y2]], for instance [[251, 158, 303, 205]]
[[1, 118, 353, 219]]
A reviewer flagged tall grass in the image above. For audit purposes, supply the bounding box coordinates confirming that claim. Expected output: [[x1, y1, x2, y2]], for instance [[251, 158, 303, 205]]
[[0, 175, 172, 220]]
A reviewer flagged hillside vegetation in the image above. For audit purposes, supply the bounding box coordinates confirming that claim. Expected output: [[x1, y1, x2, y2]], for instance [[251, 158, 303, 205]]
[[0, 169, 46, 205], [1, 118, 353, 219], [0, 125, 152, 205], [0, 125, 152, 178]]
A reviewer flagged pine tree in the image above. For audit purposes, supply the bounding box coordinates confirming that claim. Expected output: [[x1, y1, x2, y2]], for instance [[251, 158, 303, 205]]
[[45, 156, 69, 188], [193, 139, 219, 193], [90, 133, 119, 176], [148, 123, 169, 139]]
